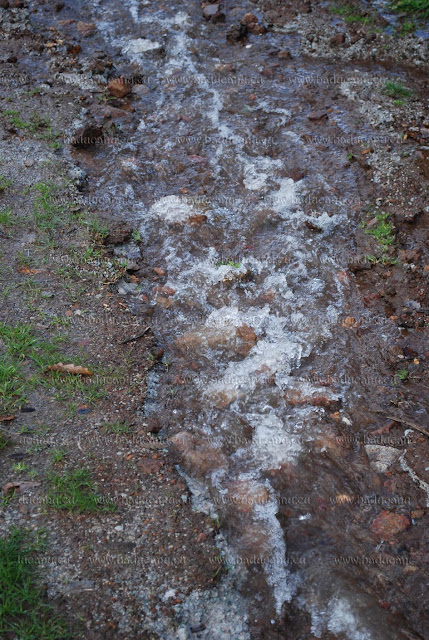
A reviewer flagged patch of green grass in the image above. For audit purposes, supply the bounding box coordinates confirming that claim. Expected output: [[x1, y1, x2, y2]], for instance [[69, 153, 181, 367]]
[[12, 462, 29, 474], [32, 182, 64, 231], [2, 110, 61, 148], [363, 212, 395, 247], [1, 285, 12, 300], [56, 264, 81, 280], [396, 368, 409, 381], [26, 88, 42, 97], [216, 260, 241, 268], [0, 175, 12, 192], [380, 255, 397, 266], [28, 443, 46, 454], [16, 251, 35, 268], [48, 140, 62, 151], [85, 216, 109, 243], [365, 254, 379, 264], [365, 253, 397, 266], [384, 81, 412, 99], [331, 4, 375, 24], [47, 468, 116, 513], [19, 281, 43, 310], [391, 0, 429, 18], [19, 426, 32, 435], [0, 325, 105, 412], [66, 245, 127, 284], [0, 431, 10, 450], [0, 527, 70, 639], [1, 487, 16, 510], [398, 20, 416, 34], [362, 212, 397, 266], [41, 368, 107, 406], [49, 315, 72, 328], [0, 323, 36, 358], [3, 109, 28, 129], [51, 448, 67, 463], [82, 246, 103, 263], [0, 207, 13, 226], [28, 337, 66, 370], [0, 359, 27, 414], [102, 420, 133, 435]]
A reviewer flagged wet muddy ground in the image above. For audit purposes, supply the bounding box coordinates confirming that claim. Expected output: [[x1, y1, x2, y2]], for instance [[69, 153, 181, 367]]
[[0, 0, 428, 638]]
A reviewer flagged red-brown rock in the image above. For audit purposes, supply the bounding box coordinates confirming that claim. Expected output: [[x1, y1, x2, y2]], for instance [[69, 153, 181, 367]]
[[308, 110, 328, 121], [107, 78, 132, 99], [235, 324, 258, 356], [330, 33, 346, 46], [202, 3, 224, 21], [77, 21, 96, 37], [153, 285, 175, 296], [241, 12, 258, 25], [277, 50, 292, 59], [138, 458, 163, 474], [226, 480, 270, 513], [170, 432, 227, 475], [370, 510, 411, 540]]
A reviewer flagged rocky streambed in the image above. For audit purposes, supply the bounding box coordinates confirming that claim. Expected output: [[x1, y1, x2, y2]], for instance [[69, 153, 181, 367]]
[[0, 0, 428, 638]]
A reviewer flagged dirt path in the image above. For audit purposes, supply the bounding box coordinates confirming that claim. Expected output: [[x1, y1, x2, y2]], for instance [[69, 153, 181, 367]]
[[0, 1, 428, 639]]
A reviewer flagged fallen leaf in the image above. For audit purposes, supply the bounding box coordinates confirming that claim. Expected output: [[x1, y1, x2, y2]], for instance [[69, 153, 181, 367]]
[[3, 481, 41, 494], [17, 268, 43, 274], [342, 316, 356, 328], [45, 363, 93, 376], [0, 415, 14, 422], [188, 215, 207, 224]]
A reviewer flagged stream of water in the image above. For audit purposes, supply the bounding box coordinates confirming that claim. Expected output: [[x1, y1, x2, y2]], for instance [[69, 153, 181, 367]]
[[45, 0, 425, 636]]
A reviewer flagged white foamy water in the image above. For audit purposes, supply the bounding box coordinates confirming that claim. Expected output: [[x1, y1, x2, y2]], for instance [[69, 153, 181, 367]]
[[79, 1, 394, 636]]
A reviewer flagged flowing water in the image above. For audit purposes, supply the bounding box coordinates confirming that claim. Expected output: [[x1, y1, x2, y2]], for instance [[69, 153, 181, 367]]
[[34, 0, 427, 636]]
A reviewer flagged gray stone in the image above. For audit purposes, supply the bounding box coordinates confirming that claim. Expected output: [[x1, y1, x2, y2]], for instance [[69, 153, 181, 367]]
[[118, 280, 138, 295], [365, 445, 401, 473]]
